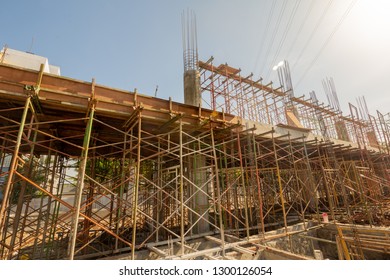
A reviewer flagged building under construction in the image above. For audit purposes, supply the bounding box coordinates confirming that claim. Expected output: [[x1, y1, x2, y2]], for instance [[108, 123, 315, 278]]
[[0, 40, 389, 260]]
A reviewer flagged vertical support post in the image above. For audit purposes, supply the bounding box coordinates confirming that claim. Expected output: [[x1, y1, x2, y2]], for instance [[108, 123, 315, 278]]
[[131, 114, 141, 260], [156, 138, 162, 242], [179, 119, 185, 255], [272, 133, 289, 234], [211, 128, 225, 257], [39, 150, 58, 256], [83, 148, 95, 254], [286, 135, 306, 225], [0, 97, 31, 243], [336, 226, 351, 260], [236, 131, 250, 239], [302, 138, 320, 222], [8, 114, 39, 259], [46, 156, 65, 259], [68, 102, 95, 260], [316, 141, 336, 221], [251, 130, 265, 236], [115, 133, 127, 251], [336, 236, 344, 260]]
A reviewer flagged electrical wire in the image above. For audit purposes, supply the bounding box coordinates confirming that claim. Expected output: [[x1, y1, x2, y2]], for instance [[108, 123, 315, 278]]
[[259, 0, 288, 75], [284, 0, 316, 60], [253, 0, 277, 74], [291, 0, 334, 71], [265, 0, 301, 81], [295, 0, 358, 88]]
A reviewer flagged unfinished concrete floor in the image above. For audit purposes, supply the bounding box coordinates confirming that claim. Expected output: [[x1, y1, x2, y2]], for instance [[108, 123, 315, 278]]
[[98, 220, 390, 260]]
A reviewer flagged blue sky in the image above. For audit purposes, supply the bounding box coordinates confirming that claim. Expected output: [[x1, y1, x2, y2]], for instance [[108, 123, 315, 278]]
[[1, 0, 389, 115]]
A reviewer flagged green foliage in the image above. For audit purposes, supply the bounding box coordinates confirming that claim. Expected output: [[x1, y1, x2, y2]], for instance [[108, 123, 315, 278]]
[[85, 158, 132, 194], [83, 158, 155, 193], [140, 160, 154, 179], [87, 158, 123, 183]]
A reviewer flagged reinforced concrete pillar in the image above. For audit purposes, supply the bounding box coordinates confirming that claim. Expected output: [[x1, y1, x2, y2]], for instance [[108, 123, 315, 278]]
[[183, 68, 209, 234], [184, 70, 201, 107]]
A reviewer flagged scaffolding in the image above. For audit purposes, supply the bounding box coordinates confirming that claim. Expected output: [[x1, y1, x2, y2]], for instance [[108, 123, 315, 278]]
[[0, 60, 390, 260]]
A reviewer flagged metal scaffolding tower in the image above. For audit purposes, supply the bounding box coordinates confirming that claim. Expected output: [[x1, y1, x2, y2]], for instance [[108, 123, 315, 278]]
[[0, 57, 389, 260]]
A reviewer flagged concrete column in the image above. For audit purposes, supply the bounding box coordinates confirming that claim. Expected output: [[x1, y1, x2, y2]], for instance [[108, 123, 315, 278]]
[[183, 69, 210, 234], [184, 70, 201, 107]]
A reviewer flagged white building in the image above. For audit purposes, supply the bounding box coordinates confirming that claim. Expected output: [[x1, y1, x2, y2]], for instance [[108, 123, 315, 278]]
[[0, 47, 60, 75]]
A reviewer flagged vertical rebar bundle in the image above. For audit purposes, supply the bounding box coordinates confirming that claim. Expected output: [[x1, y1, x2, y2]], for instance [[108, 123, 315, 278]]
[[182, 9, 198, 72]]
